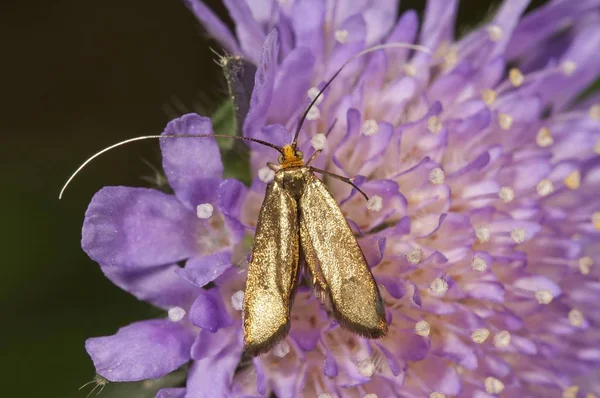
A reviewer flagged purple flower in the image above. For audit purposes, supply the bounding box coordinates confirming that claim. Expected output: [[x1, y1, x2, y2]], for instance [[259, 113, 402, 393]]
[[83, 0, 600, 397]]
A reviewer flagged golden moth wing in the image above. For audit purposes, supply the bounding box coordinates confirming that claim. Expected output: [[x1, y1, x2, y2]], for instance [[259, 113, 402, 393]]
[[299, 172, 387, 337], [243, 179, 299, 356]]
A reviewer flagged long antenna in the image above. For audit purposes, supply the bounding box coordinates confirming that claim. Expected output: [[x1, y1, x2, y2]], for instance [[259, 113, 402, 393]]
[[59, 134, 283, 199], [291, 42, 432, 149]]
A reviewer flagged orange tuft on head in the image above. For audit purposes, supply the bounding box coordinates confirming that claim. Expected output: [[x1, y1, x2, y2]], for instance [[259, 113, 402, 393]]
[[280, 145, 305, 168]]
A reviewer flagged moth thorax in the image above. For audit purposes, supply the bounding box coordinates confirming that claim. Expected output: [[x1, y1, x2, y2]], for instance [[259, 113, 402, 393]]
[[279, 144, 304, 168]]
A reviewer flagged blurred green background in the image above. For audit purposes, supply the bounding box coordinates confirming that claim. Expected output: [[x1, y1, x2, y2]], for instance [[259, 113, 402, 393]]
[[1, 0, 547, 397]]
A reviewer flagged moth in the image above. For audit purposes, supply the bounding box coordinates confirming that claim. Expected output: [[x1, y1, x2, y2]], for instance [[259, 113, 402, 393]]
[[60, 42, 431, 357]]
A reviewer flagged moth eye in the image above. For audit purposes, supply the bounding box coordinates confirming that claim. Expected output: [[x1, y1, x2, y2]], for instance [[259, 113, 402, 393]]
[[278, 155, 285, 164], [295, 151, 303, 159]]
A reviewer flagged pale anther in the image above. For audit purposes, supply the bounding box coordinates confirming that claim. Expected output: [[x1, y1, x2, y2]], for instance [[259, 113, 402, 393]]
[[511, 228, 527, 244], [471, 328, 490, 344], [596, 138, 600, 155], [476, 226, 491, 243], [168, 306, 186, 322], [258, 167, 275, 183], [335, 29, 349, 44], [578, 256, 594, 275], [427, 116, 443, 135], [430, 393, 445, 398], [307, 87, 324, 106], [536, 179, 554, 196], [429, 277, 449, 296], [536, 127, 554, 147], [443, 50, 458, 71], [367, 195, 383, 212], [429, 167, 445, 185], [357, 358, 375, 377], [272, 341, 290, 358], [590, 104, 600, 121], [485, 377, 505, 394], [494, 330, 511, 348], [318, 394, 331, 398], [306, 106, 321, 120], [592, 212, 600, 230], [498, 113, 513, 130], [563, 386, 580, 398], [487, 25, 503, 42], [535, 289, 553, 304], [509, 68, 524, 87], [406, 247, 423, 265], [560, 60, 577, 76], [231, 290, 244, 311], [564, 170, 581, 190], [586, 393, 597, 398], [471, 256, 487, 272], [415, 320, 431, 337], [482, 89, 497, 106], [361, 119, 379, 136], [403, 63, 416, 76], [499, 186, 515, 203], [311, 133, 327, 151], [364, 394, 378, 398], [569, 309, 584, 327], [196, 203, 213, 219]]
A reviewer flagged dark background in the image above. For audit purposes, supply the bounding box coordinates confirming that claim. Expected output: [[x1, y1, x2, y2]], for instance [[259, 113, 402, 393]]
[[0, 1, 546, 396]]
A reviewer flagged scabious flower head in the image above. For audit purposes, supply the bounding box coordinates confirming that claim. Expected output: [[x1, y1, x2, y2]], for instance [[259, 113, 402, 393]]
[[83, 0, 600, 397]]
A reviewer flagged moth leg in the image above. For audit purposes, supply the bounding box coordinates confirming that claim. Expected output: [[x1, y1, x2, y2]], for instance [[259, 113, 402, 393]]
[[267, 162, 280, 171], [308, 166, 369, 201]]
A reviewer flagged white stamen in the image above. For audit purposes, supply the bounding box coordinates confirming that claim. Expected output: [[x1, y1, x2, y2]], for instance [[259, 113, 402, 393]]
[[231, 290, 244, 311], [403, 63, 416, 76], [258, 167, 275, 183], [485, 377, 505, 394], [367, 195, 383, 212], [536, 179, 554, 196], [311, 133, 327, 151], [471, 256, 488, 272], [168, 306, 186, 322], [509, 68, 524, 87], [429, 278, 449, 296], [563, 386, 580, 398], [560, 60, 577, 76], [361, 119, 379, 136], [535, 289, 554, 304], [569, 309, 584, 327], [596, 138, 600, 155], [471, 328, 490, 344], [511, 228, 527, 244], [498, 186, 515, 203], [494, 330, 511, 348], [592, 212, 600, 230], [307, 87, 324, 106], [196, 203, 213, 219], [590, 104, 600, 121], [318, 394, 332, 398], [406, 247, 423, 265], [564, 170, 581, 190], [476, 226, 491, 243], [578, 256, 594, 275], [427, 116, 443, 135], [429, 167, 445, 185], [364, 394, 378, 398], [498, 113, 513, 130], [335, 29, 349, 44], [430, 393, 445, 398], [482, 89, 497, 106], [306, 106, 321, 120], [443, 49, 458, 71], [487, 25, 504, 42], [357, 358, 375, 377], [272, 341, 290, 358], [415, 320, 431, 337], [536, 126, 554, 147]]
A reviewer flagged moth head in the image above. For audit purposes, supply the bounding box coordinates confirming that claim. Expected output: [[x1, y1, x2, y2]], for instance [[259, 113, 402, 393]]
[[278, 144, 304, 168]]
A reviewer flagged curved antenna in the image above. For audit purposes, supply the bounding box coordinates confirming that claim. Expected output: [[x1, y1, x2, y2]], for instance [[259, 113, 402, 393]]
[[291, 42, 432, 149], [59, 134, 283, 199]]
